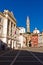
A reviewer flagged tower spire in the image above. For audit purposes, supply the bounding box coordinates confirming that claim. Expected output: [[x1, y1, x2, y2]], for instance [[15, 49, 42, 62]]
[[26, 16, 30, 33]]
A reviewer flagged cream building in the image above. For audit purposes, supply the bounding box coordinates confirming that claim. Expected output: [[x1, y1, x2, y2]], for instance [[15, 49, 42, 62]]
[[0, 10, 16, 49], [16, 33, 26, 48], [13, 27, 20, 49]]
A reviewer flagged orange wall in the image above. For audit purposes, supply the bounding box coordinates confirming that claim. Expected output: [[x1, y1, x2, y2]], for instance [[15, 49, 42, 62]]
[[31, 35, 38, 47]]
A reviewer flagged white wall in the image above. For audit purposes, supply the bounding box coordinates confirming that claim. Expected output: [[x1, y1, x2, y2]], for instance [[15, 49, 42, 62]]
[[19, 27, 25, 33], [38, 34, 43, 47]]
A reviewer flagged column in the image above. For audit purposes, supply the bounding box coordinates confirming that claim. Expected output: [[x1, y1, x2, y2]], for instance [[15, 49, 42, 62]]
[[2, 18, 8, 43], [11, 24, 14, 49], [7, 21, 11, 47]]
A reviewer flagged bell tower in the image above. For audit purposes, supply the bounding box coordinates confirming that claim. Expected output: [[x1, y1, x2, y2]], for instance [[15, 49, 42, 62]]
[[26, 16, 30, 33]]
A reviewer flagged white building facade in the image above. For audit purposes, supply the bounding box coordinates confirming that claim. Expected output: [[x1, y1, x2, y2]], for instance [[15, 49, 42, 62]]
[[19, 27, 25, 33], [0, 10, 16, 49]]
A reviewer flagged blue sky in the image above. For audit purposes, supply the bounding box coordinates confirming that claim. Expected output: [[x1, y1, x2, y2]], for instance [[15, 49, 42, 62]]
[[0, 0, 43, 32]]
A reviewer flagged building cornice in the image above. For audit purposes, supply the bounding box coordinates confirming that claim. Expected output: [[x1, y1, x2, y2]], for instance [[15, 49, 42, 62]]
[[0, 10, 16, 24], [3, 10, 16, 23], [0, 12, 5, 18]]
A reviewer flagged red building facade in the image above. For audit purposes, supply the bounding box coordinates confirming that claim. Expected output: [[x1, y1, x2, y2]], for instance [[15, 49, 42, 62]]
[[31, 34, 38, 47]]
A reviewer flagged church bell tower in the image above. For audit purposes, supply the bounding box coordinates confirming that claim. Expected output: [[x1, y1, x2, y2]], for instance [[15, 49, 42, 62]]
[[26, 16, 30, 33]]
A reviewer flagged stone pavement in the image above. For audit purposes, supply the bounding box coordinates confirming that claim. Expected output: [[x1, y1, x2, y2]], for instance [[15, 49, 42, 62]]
[[0, 47, 43, 65]]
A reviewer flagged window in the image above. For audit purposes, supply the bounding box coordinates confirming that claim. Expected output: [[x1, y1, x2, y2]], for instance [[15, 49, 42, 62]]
[[14, 24, 15, 27]]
